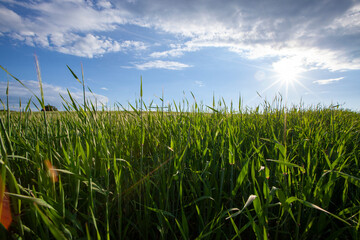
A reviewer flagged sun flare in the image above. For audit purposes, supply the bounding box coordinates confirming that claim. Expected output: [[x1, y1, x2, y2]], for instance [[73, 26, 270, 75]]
[[273, 58, 304, 84]]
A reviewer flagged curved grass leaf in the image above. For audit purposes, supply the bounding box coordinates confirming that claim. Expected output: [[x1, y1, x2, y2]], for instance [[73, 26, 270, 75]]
[[226, 194, 257, 219], [266, 159, 305, 173], [6, 193, 55, 210], [286, 197, 351, 226]]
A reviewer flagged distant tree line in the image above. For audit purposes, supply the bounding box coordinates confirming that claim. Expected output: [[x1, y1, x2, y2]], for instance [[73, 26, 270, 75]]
[[41, 104, 58, 111]]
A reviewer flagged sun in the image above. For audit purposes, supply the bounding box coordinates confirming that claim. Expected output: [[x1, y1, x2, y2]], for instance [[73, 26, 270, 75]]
[[251, 57, 313, 106], [273, 58, 304, 84]]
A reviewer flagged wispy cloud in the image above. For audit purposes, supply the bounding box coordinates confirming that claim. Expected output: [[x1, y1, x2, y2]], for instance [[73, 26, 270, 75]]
[[0, 80, 108, 110], [101, 87, 109, 91], [150, 43, 199, 58], [313, 77, 344, 85], [53, 34, 146, 58], [195, 81, 205, 87], [131, 60, 192, 70]]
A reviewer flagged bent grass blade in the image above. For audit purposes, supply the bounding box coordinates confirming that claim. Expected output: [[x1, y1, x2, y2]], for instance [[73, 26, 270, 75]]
[[226, 194, 257, 219]]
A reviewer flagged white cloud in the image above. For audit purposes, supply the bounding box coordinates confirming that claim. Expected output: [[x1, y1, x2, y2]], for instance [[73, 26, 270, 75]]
[[313, 77, 344, 85], [131, 60, 192, 70], [150, 43, 199, 58], [97, 0, 112, 9], [195, 80, 204, 87], [0, 80, 108, 110], [329, 4, 360, 33], [54, 34, 146, 58], [0, 6, 23, 32], [101, 87, 109, 90]]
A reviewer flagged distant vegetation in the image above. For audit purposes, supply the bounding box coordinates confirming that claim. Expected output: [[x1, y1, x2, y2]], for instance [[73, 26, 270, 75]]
[[0, 65, 359, 239], [41, 104, 58, 112]]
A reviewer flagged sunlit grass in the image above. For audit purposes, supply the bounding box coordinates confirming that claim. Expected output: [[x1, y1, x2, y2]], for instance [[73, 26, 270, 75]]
[[0, 64, 359, 239]]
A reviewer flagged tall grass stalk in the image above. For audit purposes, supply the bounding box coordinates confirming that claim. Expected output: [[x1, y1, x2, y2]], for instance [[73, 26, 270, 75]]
[[81, 63, 86, 111], [34, 55, 52, 163]]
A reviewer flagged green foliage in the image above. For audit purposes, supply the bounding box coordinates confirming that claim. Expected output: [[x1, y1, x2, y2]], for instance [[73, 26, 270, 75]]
[[42, 104, 58, 112], [0, 66, 359, 239]]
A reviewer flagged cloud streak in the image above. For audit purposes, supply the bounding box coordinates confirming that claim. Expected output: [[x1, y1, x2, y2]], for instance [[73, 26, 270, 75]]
[[195, 81, 204, 87], [313, 77, 344, 85], [131, 60, 192, 70]]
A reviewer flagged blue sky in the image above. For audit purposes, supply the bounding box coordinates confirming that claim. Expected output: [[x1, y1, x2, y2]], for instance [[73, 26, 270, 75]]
[[0, 0, 359, 111]]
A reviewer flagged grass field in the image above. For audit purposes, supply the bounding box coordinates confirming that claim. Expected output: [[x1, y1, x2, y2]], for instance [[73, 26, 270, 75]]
[[1, 67, 360, 239]]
